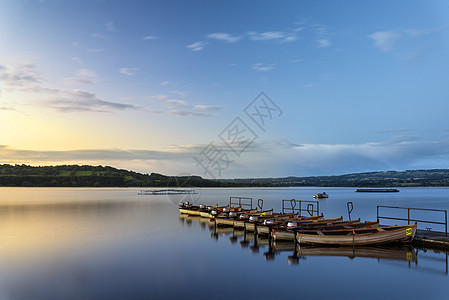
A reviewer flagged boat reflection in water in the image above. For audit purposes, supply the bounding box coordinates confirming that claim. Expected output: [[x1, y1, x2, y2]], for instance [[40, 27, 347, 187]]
[[179, 214, 448, 275]]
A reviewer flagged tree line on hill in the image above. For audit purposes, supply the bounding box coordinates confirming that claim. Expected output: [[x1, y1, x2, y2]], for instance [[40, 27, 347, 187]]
[[1, 164, 449, 187]]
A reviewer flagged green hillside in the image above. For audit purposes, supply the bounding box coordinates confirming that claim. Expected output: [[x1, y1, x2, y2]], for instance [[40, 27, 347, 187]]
[[0, 164, 216, 187], [219, 169, 449, 187], [2, 164, 449, 187]]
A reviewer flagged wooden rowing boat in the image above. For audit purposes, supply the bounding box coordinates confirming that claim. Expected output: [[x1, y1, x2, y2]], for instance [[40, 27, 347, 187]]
[[215, 212, 299, 228], [271, 220, 377, 241], [244, 214, 324, 234], [295, 223, 417, 246]]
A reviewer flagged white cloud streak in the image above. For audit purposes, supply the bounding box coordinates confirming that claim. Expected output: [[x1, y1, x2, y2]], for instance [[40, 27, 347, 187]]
[[186, 41, 206, 51], [119, 68, 139, 76], [105, 21, 116, 32], [368, 31, 400, 52], [145, 94, 220, 117], [142, 35, 159, 40], [317, 39, 331, 48], [252, 63, 276, 72], [206, 33, 241, 43]]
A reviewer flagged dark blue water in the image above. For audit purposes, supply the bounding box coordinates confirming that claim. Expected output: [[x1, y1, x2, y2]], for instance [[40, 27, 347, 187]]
[[0, 187, 447, 300]]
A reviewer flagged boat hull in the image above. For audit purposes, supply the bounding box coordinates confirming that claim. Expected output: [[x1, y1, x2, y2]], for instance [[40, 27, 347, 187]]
[[296, 224, 417, 246]]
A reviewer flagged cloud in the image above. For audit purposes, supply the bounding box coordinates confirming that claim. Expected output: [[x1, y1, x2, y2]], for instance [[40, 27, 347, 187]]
[[142, 35, 159, 40], [169, 90, 187, 97], [186, 41, 206, 51], [105, 21, 116, 32], [63, 77, 95, 85], [248, 31, 297, 43], [71, 57, 82, 64], [278, 137, 449, 175], [48, 89, 138, 112], [206, 33, 241, 43], [77, 68, 97, 78], [90, 32, 109, 40], [0, 62, 42, 86], [252, 63, 276, 72], [119, 68, 139, 76], [368, 31, 400, 52], [0, 145, 196, 164], [0, 106, 15, 111], [63, 68, 97, 85], [2, 135, 448, 177], [159, 81, 170, 86], [249, 31, 284, 40], [193, 105, 221, 111], [145, 94, 221, 117], [317, 39, 331, 48]]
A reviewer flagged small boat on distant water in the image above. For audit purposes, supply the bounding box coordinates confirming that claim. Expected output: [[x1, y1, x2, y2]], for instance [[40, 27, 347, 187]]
[[356, 188, 399, 193], [313, 192, 328, 198]]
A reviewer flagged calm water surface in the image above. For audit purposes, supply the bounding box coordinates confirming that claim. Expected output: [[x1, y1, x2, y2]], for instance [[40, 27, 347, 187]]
[[0, 187, 448, 300]]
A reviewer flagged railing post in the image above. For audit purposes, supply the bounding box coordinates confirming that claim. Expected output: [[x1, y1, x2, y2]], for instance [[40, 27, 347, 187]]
[[408, 208, 410, 225], [377, 206, 379, 223], [445, 210, 447, 237]]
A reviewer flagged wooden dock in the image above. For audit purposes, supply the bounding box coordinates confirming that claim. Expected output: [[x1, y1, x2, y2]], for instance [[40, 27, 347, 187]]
[[413, 229, 449, 251]]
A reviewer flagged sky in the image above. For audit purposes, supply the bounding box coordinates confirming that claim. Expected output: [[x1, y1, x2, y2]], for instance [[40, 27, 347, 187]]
[[1, 0, 449, 178]]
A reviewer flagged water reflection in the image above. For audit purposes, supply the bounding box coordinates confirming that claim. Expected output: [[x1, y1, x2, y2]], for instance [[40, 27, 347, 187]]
[[181, 214, 448, 275]]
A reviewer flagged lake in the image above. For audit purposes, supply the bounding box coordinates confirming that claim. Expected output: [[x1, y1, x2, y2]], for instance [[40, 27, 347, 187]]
[[0, 187, 448, 300]]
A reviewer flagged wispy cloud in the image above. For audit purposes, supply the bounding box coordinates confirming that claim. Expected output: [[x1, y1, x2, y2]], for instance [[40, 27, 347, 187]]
[[77, 68, 97, 78], [90, 32, 110, 40], [252, 63, 276, 72], [63, 68, 97, 85], [0, 145, 195, 164], [0, 62, 42, 86], [70, 57, 82, 64], [105, 21, 116, 32], [369, 26, 449, 54], [317, 39, 331, 48], [119, 68, 139, 76], [169, 90, 187, 97], [277, 136, 449, 175], [145, 94, 220, 117], [248, 31, 297, 43], [186, 41, 206, 51], [1, 60, 138, 113], [206, 33, 241, 43], [368, 31, 400, 52], [142, 35, 159, 40], [193, 105, 220, 111], [48, 89, 138, 112], [63, 77, 95, 85]]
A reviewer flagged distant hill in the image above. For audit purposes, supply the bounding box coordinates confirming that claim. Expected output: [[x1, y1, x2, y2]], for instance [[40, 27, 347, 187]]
[[1, 164, 449, 187], [0, 164, 217, 187], [218, 169, 449, 187]]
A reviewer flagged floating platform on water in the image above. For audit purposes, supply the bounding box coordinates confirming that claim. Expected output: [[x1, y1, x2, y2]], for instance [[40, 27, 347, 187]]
[[138, 189, 198, 195], [356, 188, 399, 193]]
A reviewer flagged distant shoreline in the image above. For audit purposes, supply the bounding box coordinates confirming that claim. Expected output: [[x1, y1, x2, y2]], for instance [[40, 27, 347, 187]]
[[1, 164, 449, 188]]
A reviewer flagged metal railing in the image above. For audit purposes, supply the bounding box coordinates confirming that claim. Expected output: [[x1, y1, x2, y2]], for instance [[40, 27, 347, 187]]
[[229, 197, 253, 210], [282, 199, 320, 216], [377, 205, 447, 237]]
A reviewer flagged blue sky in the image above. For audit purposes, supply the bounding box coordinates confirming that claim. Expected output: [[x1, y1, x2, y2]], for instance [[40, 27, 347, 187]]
[[1, 0, 449, 178]]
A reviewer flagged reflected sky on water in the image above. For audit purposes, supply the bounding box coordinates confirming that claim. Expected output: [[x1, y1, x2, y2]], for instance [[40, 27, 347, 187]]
[[0, 187, 448, 300]]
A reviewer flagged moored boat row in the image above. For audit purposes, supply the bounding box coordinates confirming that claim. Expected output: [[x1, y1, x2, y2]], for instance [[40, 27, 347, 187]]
[[178, 199, 417, 246]]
